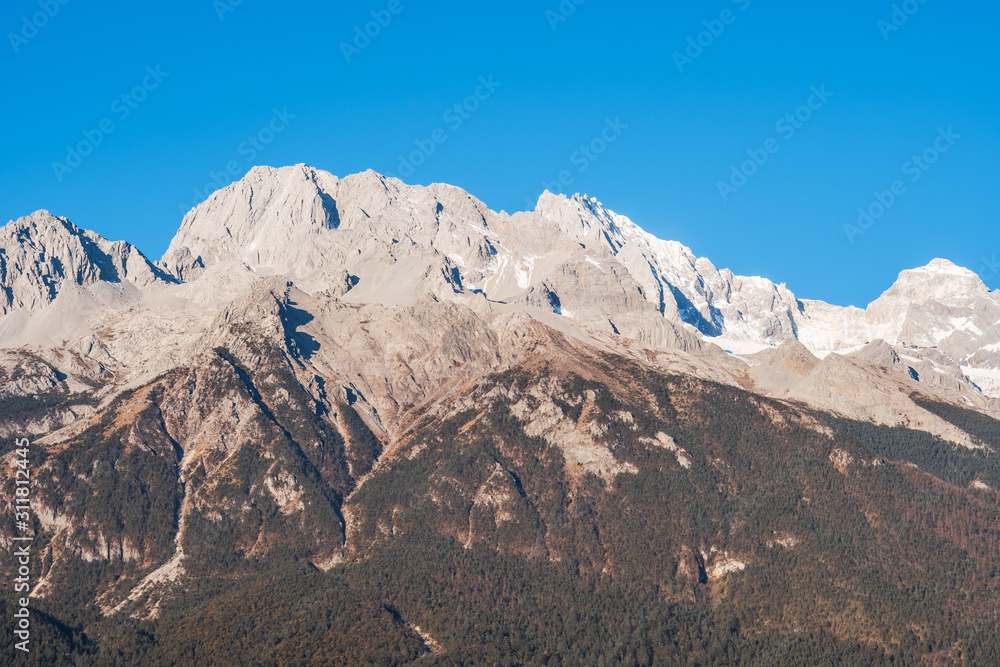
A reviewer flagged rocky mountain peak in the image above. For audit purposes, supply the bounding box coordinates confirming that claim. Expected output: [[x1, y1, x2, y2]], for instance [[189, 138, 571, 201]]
[[532, 190, 635, 250], [159, 164, 344, 281], [10, 209, 88, 243], [923, 257, 975, 273], [877, 258, 989, 308], [0, 210, 169, 316]]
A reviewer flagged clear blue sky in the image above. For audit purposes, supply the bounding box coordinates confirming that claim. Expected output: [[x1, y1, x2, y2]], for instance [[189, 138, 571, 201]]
[[2, 0, 997, 307]]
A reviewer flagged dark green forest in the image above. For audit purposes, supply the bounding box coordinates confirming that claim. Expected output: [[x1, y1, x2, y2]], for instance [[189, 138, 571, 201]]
[[3, 348, 1000, 665]]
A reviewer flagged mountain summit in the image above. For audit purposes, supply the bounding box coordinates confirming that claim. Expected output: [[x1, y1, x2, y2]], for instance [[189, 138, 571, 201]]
[[0, 210, 169, 316]]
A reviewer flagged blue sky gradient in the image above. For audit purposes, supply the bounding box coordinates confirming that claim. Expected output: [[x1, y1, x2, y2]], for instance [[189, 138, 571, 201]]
[[2, 0, 997, 306]]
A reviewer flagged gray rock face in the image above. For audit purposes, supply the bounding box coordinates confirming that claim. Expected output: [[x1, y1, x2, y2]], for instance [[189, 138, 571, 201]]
[[849, 340, 903, 369], [0, 210, 170, 316]]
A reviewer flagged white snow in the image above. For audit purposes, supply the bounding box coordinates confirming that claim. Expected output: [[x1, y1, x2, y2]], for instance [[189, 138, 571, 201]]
[[949, 317, 983, 337], [515, 256, 540, 289], [963, 366, 1000, 380]]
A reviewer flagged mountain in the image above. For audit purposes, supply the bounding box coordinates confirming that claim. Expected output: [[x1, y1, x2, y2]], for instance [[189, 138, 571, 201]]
[[0, 210, 170, 315], [159, 165, 1000, 398], [2, 165, 999, 665]]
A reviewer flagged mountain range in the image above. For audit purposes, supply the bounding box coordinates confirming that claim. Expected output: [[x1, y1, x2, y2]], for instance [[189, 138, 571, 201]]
[[2, 164, 999, 665]]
